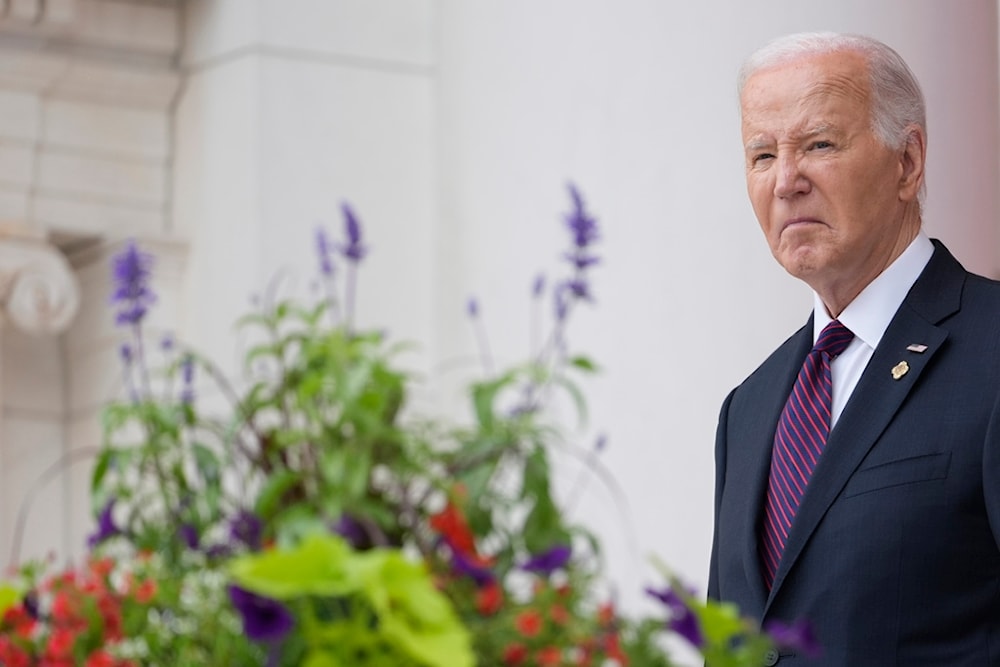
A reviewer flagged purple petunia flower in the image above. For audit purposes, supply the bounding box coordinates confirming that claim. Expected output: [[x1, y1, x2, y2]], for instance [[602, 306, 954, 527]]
[[230, 509, 263, 551], [110, 240, 156, 327], [520, 544, 571, 576], [340, 203, 368, 262], [645, 585, 704, 648], [446, 541, 495, 587], [87, 498, 121, 549], [179, 523, 200, 550], [764, 618, 822, 658], [228, 585, 295, 643], [333, 513, 370, 551]]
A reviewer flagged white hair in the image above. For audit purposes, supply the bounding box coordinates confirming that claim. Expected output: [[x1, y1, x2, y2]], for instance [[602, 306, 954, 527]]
[[738, 32, 926, 151]]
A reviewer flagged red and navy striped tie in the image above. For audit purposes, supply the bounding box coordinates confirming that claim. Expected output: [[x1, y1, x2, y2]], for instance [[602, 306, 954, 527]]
[[760, 319, 854, 590]]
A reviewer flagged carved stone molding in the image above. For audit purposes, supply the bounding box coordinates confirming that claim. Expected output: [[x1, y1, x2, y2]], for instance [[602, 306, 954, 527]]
[[0, 223, 80, 334]]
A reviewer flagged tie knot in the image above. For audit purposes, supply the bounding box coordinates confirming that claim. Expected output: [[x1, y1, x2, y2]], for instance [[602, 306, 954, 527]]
[[814, 319, 854, 358]]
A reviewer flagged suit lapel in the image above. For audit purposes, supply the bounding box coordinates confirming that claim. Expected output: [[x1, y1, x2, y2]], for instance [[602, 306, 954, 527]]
[[764, 241, 964, 611]]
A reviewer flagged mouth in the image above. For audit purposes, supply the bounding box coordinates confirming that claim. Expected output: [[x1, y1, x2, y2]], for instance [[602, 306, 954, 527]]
[[781, 217, 824, 232]]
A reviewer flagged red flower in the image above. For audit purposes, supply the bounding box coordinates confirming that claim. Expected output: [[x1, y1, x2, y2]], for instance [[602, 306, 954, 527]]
[[44, 628, 76, 660], [476, 581, 503, 616], [503, 643, 529, 665], [133, 578, 157, 604], [597, 601, 615, 627], [537, 646, 562, 665], [602, 632, 629, 666], [429, 503, 477, 557], [0, 636, 32, 667], [3, 604, 36, 637], [85, 650, 117, 667], [515, 609, 544, 638], [550, 603, 570, 626]]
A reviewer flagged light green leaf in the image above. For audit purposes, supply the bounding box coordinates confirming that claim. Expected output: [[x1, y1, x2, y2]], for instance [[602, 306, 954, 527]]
[[229, 533, 358, 599]]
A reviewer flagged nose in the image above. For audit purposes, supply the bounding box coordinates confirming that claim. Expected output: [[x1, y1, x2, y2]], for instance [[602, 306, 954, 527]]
[[773, 152, 810, 198]]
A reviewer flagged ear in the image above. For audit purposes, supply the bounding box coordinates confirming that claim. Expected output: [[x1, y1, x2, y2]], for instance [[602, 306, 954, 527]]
[[898, 124, 926, 202]]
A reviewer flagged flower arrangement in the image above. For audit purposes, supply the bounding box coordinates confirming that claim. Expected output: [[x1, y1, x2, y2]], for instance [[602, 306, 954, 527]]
[[0, 186, 815, 666]]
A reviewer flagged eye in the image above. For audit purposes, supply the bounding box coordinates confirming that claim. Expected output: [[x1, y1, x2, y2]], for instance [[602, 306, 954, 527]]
[[810, 140, 833, 151], [751, 152, 775, 165]]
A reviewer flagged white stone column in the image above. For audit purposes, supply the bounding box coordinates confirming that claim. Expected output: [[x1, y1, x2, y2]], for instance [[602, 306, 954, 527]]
[[0, 224, 80, 567], [0, 0, 183, 567], [175, 1, 436, 377]]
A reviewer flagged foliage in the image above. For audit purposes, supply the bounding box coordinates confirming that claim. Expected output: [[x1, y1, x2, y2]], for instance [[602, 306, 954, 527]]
[[1, 186, 811, 666]]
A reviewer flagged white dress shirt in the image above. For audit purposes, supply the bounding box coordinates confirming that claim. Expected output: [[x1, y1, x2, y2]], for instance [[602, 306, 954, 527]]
[[812, 232, 935, 428]]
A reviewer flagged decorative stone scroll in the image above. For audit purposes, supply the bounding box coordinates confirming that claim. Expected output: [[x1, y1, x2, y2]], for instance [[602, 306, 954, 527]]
[[0, 225, 80, 334]]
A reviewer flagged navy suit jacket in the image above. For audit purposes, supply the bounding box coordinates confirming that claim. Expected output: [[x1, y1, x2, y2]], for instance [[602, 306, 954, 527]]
[[709, 241, 1000, 665]]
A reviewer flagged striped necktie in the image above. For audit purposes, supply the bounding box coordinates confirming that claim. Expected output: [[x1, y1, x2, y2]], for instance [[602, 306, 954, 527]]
[[759, 319, 854, 590]]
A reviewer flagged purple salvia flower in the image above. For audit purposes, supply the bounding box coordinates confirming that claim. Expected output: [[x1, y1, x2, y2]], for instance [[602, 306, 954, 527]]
[[564, 184, 599, 250], [466, 297, 479, 318], [160, 333, 174, 351], [520, 544, 571, 576], [228, 585, 295, 643], [180, 354, 195, 405], [119, 343, 133, 364], [532, 273, 546, 298], [87, 498, 120, 548], [110, 241, 156, 326], [564, 278, 591, 300], [594, 433, 608, 451], [554, 284, 569, 322], [764, 619, 822, 658], [315, 226, 335, 277], [340, 203, 368, 262], [645, 585, 704, 648]]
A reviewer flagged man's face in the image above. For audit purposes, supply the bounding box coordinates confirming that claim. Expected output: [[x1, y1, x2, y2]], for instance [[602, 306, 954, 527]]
[[740, 50, 920, 307]]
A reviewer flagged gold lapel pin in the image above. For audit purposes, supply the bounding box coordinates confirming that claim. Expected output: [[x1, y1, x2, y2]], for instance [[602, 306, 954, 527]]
[[891, 361, 910, 380], [906, 344, 928, 353]]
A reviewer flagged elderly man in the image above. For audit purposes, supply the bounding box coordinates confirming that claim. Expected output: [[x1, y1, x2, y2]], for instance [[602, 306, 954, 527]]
[[709, 32, 1000, 665]]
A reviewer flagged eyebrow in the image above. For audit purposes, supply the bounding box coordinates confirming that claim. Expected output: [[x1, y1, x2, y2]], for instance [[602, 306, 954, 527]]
[[744, 124, 838, 152]]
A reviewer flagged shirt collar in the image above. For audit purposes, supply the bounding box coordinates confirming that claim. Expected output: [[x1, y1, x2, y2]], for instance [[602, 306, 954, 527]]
[[813, 231, 934, 348]]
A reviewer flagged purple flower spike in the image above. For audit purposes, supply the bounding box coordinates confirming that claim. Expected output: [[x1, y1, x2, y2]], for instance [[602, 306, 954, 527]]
[[520, 544, 571, 576], [228, 585, 295, 643], [87, 498, 120, 549], [564, 184, 599, 250], [340, 203, 368, 262], [315, 227, 334, 277], [764, 618, 822, 658], [532, 273, 546, 298], [180, 354, 195, 405], [466, 297, 479, 318], [110, 240, 156, 327], [645, 585, 704, 648], [119, 343, 133, 364]]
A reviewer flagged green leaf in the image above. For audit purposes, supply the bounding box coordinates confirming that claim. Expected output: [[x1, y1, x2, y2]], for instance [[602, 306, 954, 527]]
[[360, 551, 474, 667], [302, 650, 343, 667], [471, 373, 514, 430], [229, 533, 358, 598], [254, 469, 301, 519], [568, 355, 600, 373], [0, 583, 21, 617]]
